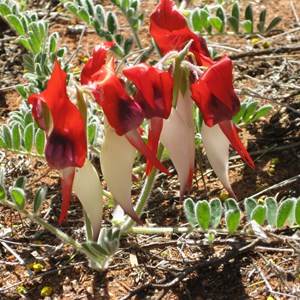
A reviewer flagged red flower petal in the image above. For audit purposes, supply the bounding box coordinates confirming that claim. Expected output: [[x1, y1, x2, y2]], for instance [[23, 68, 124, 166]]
[[28, 60, 87, 170], [125, 129, 170, 175], [145, 117, 163, 175], [81, 42, 115, 85], [191, 56, 240, 127], [92, 58, 144, 135], [218, 120, 255, 168], [123, 63, 174, 120], [150, 0, 212, 66], [59, 167, 76, 225]]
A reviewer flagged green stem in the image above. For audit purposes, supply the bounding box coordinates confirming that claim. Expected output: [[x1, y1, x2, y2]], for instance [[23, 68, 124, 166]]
[[2, 200, 103, 269], [118, 6, 143, 50], [121, 144, 164, 233], [83, 211, 93, 241], [172, 56, 183, 107], [127, 226, 247, 235]]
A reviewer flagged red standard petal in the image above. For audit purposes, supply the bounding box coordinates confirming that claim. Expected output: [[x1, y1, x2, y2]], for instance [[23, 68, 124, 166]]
[[123, 63, 173, 119], [28, 60, 87, 169], [93, 58, 144, 135], [150, 0, 212, 66], [191, 56, 240, 127], [218, 120, 255, 168], [81, 42, 115, 85]]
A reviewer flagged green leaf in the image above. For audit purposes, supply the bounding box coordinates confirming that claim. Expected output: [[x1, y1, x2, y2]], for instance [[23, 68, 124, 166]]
[[295, 198, 300, 225], [10, 187, 26, 210], [233, 102, 247, 124], [200, 8, 212, 33], [227, 16, 239, 34], [0, 3, 11, 16], [266, 16, 282, 33], [225, 209, 240, 234], [95, 5, 105, 26], [210, 198, 222, 228], [28, 30, 41, 54], [23, 53, 35, 73], [266, 197, 277, 228], [124, 37, 134, 55], [121, 0, 129, 10], [56, 47, 67, 58], [107, 12, 118, 34], [208, 16, 224, 33], [216, 6, 225, 22], [191, 8, 203, 32], [115, 33, 124, 46], [12, 124, 21, 150], [225, 198, 239, 211], [48, 32, 59, 53], [241, 20, 253, 33], [24, 123, 34, 152], [18, 37, 32, 52], [65, 2, 80, 18], [33, 186, 47, 214], [195, 200, 211, 231], [0, 184, 6, 203], [2, 124, 12, 149], [286, 199, 296, 226], [16, 85, 28, 98], [84, 0, 94, 16], [0, 136, 7, 149], [87, 123, 96, 145], [78, 7, 91, 24], [35, 128, 45, 156], [250, 105, 273, 122], [14, 176, 27, 189], [243, 101, 259, 124], [231, 2, 240, 21], [24, 111, 33, 127], [244, 197, 257, 221], [20, 15, 28, 32], [245, 4, 253, 23], [6, 14, 25, 35], [251, 205, 266, 225], [257, 9, 267, 33], [183, 198, 196, 227], [277, 199, 294, 228], [81, 242, 108, 258]]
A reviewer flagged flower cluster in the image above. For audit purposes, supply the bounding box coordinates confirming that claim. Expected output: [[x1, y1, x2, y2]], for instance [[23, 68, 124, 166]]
[[28, 0, 254, 236]]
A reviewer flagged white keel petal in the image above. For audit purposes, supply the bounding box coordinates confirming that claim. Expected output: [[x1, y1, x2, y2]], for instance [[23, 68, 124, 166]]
[[73, 159, 103, 240], [201, 123, 235, 197], [100, 122, 141, 223], [160, 91, 195, 199]]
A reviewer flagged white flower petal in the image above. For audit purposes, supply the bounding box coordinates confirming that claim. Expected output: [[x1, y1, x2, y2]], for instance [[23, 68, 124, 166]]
[[100, 121, 141, 224], [201, 123, 236, 197], [73, 159, 103, 240], [160, 91, 195, 199]]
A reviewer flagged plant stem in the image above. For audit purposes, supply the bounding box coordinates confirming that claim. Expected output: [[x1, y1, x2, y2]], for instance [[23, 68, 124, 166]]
[[2, 200, 103, 268], [121, 144, 164, 233], [117, 5, 143, 50]]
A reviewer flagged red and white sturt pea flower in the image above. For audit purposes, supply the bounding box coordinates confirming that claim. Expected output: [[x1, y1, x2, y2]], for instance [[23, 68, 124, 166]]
[[29, 60, 103, 240], [150, 0, 254, 198]]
